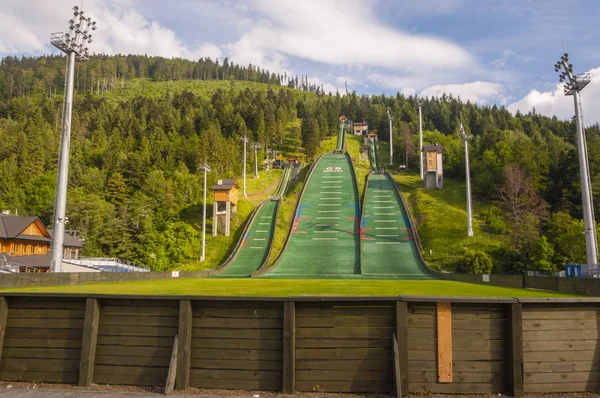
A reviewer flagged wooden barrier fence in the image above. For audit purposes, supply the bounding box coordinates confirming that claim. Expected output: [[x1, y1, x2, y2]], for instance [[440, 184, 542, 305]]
[[0, 294, 600, 395]]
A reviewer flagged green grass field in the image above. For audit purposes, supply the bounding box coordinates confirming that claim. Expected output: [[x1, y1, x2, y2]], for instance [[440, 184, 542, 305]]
[[394, 172, 503, 271], [1, 278, 576, 297]]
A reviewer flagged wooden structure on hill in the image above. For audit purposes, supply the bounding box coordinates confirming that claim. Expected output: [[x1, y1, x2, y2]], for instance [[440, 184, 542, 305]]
[[211, 179, 239, 237], [422, 144, 444, 189]]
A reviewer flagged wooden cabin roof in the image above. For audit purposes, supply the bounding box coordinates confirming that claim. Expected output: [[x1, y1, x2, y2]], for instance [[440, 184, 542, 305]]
[[422, 144, 443, 152], [211, 179, 240, 191], [0, 215, 51, 241]]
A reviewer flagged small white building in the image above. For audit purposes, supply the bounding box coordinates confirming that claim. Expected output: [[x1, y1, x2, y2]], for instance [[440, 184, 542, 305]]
[[422, 144, 443, 189]]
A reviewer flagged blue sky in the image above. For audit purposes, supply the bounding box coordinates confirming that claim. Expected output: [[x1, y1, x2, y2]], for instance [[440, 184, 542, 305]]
[[2, 0, 600, 122]]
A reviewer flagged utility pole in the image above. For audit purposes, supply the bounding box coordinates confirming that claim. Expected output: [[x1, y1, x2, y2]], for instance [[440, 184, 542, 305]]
[[251, 143, 261, 179], [50, 6, 96, 272], [418, 100, 424, 179], [459, 117, 474, 237], [241, 135, 249, 197], [387, 109, 393, 165], [555, 53, 598, 269], [199, 164, 211, 262]]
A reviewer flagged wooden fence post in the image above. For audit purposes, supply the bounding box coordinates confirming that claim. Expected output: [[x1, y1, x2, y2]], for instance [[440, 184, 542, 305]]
[[176, 300, 192, 390], [437, 302, 453, 383], [79, 298, 100, 386], [508, 303, 524, 397], [0, 297, 8, 363], [395, 301, 409, 396], [283, 301, 295, 394]]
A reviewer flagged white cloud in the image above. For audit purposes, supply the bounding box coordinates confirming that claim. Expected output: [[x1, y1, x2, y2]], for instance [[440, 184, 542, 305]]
[[420, 81, 505, 104], [227, 0, 475, 75], [491, 49, 534, 69], [0, 0, 219, 59], [508, 67, 600, 125]]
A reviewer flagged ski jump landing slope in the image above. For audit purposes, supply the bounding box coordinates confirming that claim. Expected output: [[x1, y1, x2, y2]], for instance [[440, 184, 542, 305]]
[[212, 165, 293, 277], [360, 173, 432, 279], [260, 153, 360, 278]]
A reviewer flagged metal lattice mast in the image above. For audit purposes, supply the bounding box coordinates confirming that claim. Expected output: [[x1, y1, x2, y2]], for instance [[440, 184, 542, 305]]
[[555, 53, 597, 268], [50, 6, 96, 273]]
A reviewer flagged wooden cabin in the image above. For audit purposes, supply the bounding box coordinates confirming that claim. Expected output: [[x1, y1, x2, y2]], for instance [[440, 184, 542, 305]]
[[422, 144, 444, 189], [212, 179, 240, 206], [353, 121, 368, 136], [211, 179, 240, 236], [0, 215, 51, 256], [0, 214, 84, 272], [287, 156, 298, 164]]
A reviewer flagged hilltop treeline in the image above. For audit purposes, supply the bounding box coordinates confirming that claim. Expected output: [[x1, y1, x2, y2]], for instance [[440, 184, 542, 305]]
[[0, 54, 597, 273], [0, 54, 326, 101]]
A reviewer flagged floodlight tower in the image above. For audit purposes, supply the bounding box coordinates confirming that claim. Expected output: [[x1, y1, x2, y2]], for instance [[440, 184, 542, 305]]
[[241, 135, 249, 196], [386, 109, 393, 165], [459, 117, 473, 237], [418, 99, 424, 179], [251, 143, 261, 179], [554, 53, 598, 268], [50, 6, 96, 272], [199, 164, 211, 262]]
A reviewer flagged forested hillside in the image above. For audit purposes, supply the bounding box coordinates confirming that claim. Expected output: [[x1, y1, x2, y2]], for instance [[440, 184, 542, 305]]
[[0, 54, 597, 273]]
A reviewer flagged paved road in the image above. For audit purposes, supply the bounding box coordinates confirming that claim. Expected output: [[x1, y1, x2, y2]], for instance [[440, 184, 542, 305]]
[[0, 390, 246, 398]]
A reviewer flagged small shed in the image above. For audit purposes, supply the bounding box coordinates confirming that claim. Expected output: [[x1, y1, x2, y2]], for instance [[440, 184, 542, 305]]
[[353, 121, 368, 136], [211, 179, 240, 236], [287, 156, 298, 164], [422, 144, 444, 189]]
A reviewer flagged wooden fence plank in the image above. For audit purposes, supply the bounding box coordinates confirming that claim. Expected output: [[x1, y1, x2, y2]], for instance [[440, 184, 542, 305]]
[[393, 333, 402, 398], [296, 316, 393, 328], [296, 348, 389, 360], [0, 298, 7, 363], [175, 300, 191, 390], [192, 328, 282, 339], [297, 369, 391, 382], [524, 329, 600, 341], [283, 301, 295, 394], [523, 319, 600, 331], [396, 301, 408, 396], [295, 359, 390, 371], [509, 303, 524, 397], [164, 334, 178, 395], [79, 298, 100, 386], [524, 340, 598, 352], [296, 338, 390, 349], [191, 318, 282, 329], [437, 302, 452, 383], [297, 327, 392, 339], [190, 359, 282, 371], [524, 361, 600, 373]]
